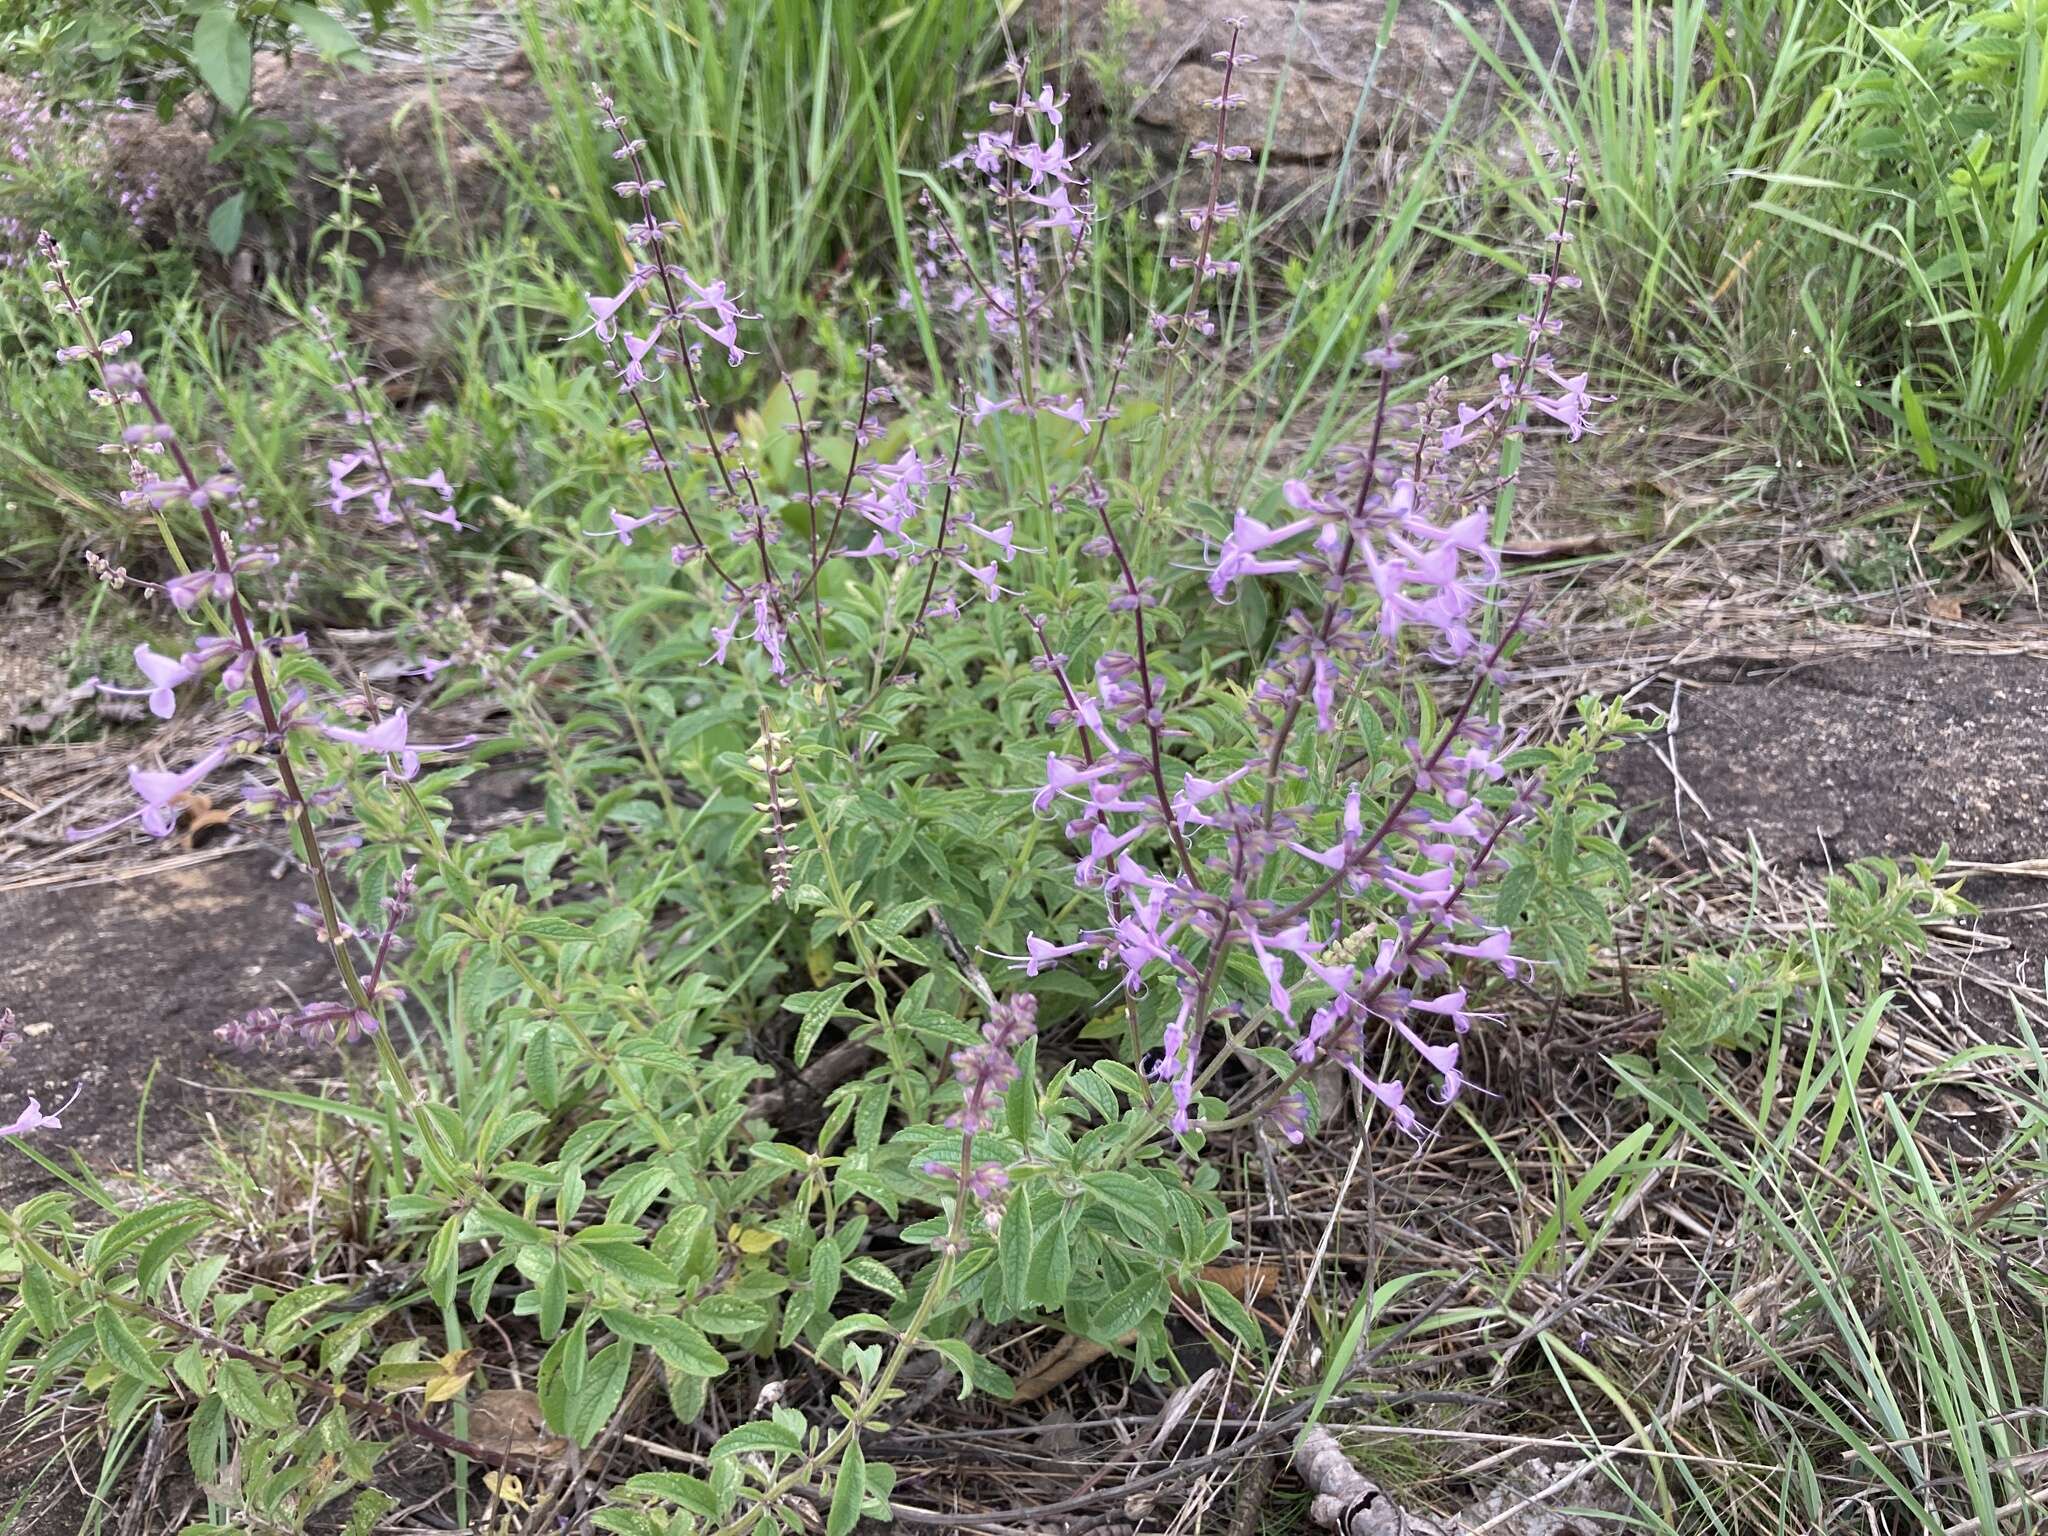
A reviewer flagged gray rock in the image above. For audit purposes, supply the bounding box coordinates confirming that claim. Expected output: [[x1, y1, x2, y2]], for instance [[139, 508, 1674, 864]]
[[1032, 0, 1623, 219]]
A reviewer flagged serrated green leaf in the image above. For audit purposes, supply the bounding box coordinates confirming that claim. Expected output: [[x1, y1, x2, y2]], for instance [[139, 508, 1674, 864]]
[[620, 1472, 719, 1515], [605, 1310, 728, 1377], [1025, 1211, 1071, 1311], [785, 982, 856, 1066], [526, 1026, 561, 1110], [712, 1419, 802, 1458], [263, 1283, 349, 1348], [691, 1294, 771, 1337], [569, 1340, 633, 1446], [217, 1358, 292, 1428], [828, 1435, 865, 1536], [1000, 1187, 1035, 1312], [188, 1392, 226, 1484], [1192, 1278, 1267, 1359], [180, 1254, 230, 1320], [94, 1309, 164, 1386], [580, 1241, 674, 1291], [842, 1255, 904, 1301]]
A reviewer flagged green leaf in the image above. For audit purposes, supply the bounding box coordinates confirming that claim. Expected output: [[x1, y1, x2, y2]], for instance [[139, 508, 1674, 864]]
[[1000, 1188, 1035, 1312], [580, 1241, 675, 1291], [180, 1254, 230, 1320], [1025, 1214, 1072, 1311], [1897, 371, 1939, 473], [217, 1358, 292, 1428], [91, 1199, 215, 1274], [808, 1240, 843, 1320], [187, 1393, 226, 1484], [94, 1309, 164, 1386], [712, 1419, 802, 1459], [206, 190, 247, 256], [570, 1340, 633, 1446], [136, 1220, 212, 1301], [520, 914, 592, 941], [785, 983, 856, 1066], [620, 1472, 719, 1515], [1085, 1271, 1163, 1342], [424, 1214, 461, 1311], [538, 1253, 568, 1339], [282, 3, 369, 67], [690, 1294, 771, 1337], [828, 1435, 865, 1536], [526, 1027, 560, 1111], [1192, 1279, 1266, 1360], [191, 9, 253, 112], [19, 1264, 61, 1335], [264, 1283, 349, 1348], [605, 1310, 728, 1377], [843, 1255, 904, 1301], [928, 1337, 1012, 1398]]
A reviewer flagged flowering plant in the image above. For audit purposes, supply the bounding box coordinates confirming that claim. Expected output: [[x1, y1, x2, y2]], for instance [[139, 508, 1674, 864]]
[[0, 26, 1614, 1536]]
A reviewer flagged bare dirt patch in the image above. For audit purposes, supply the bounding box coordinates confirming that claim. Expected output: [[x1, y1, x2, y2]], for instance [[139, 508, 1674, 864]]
[[1, 855, 332, 1203], [1604, 646, 2048, 1012]]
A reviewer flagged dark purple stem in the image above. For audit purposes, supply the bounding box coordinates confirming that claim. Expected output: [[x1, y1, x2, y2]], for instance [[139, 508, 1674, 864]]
[[1089, 496, 1198, 884], [886, 405, 971, 683], [792, 327, 877, 606], [131, 380, 372, 1015]]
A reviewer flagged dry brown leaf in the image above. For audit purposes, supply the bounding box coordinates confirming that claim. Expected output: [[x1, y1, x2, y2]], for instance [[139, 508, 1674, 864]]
[[1010, 1332, 1113, 1404], [465, 1389, 567, 1462]]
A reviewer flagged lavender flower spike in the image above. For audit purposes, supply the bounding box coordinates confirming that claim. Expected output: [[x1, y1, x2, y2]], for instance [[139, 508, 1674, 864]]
[[91, 643, 197, 719], [320, 708, 472, 781], [947, 992, 1038, 1135], [129, 745, 230, 836], [2, 1085, 81, 1138]]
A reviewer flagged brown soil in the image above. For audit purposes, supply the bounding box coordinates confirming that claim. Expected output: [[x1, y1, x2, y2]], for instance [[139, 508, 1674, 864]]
[[1604, 646, 2048, 1009], [1, 855, 332, 1205]]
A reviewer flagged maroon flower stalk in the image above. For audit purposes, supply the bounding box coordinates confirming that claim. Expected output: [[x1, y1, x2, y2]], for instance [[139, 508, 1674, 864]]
[[998, 150, 1598, 1144], [112, 363, 375, 1019], [1161, 16, 1251, 373]]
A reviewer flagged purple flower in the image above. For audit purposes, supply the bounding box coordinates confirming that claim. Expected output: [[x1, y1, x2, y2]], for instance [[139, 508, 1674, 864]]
[[579, 273, 651, 341], [588, 507, 672, 545], [993, 932, 1099, 976], [1264, 1091, 1309, 1145], [1044, 396, 1094, 434], [162, 568, 234, 612], [706, 611, 739, 665], [676, 271, 756, 367], [92, 643, 198, 719], [971, 392, 1018, 424], [1, 1086, 80, 1138], [129, 745, 229, 836], [319, 708, 470, 781], [944, 993, 1038, 1136], [1208, 510, 1319, 598]]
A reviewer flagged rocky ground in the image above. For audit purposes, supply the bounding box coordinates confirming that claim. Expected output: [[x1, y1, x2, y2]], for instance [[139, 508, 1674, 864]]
[[1604, 644, 2048, 1021]]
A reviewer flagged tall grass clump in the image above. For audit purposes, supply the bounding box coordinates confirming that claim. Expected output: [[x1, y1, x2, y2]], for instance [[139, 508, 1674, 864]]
[[1469, 0, 2048, 545], [509, 0, 997, 326]]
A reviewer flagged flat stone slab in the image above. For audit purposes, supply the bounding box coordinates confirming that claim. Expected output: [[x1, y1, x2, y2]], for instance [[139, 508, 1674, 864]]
[[1605, 647, 2048, 991]]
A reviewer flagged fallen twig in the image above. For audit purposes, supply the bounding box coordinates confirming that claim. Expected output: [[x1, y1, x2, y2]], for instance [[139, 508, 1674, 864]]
[[1294, 1425, 1452, 1535]]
